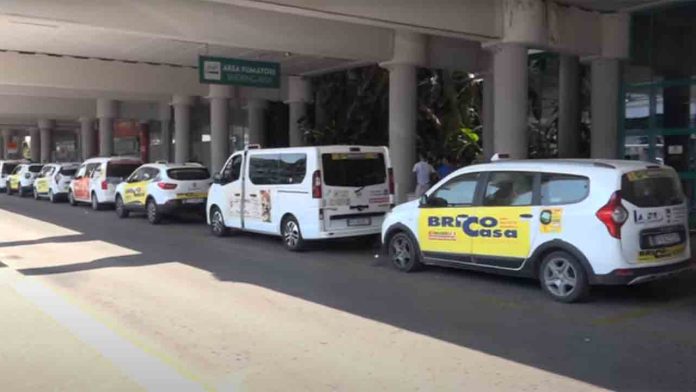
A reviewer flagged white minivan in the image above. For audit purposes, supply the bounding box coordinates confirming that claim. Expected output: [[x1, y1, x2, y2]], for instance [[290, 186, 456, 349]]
[[69, 157, 143, 210], [382, 159, 692, 302], [207, 145, 393, 250]]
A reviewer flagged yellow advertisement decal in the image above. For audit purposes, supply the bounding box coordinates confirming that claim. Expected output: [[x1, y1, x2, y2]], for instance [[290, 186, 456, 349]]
[[540, 208, 563, 234], [638, 243, 686, 263], [35, 178, 49, 194], [418, 208, 473, 255]]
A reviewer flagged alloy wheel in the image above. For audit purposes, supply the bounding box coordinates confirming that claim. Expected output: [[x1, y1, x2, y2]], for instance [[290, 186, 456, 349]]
[[391, 235, 412, 269], [543, 258, 577, 298], [284, 220, 300, 248]]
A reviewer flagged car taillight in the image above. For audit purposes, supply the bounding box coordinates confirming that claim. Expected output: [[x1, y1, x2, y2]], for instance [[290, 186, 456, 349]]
[[24, 173, 31, 179], [101, 180, 108, 190], [312, 170, 322, 199], [596, 191, 628, 239], [387, 168, 395, 195], [157, 182, 177, 190]]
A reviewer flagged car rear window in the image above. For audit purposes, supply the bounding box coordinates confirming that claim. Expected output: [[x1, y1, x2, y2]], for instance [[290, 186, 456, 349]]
[[106, 162, 141, 178], [60, 168, 78, 176], [321, 153, 386, 187], [28, 165, 43, 173], [167, 168, 210, 180], [622, 169, 684, 207], [2, 163, 18, 174]]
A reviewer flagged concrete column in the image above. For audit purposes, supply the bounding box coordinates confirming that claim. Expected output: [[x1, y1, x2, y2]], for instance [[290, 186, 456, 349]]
[[172, 95, 193, 163], [491, 43, 528, 159], [158, 102, 172, 162], [481, 72, 494, 161], [38, 120, 53, 163], [208, 85, 230, 173], [380, 31, 427, 204], [246, 98, 268, 147], [590, 58, 620, 159], [29, 128, 40, 162], [97, 98, 118, 157], [558, 55, 581, 158], [2, 129, 12, 159], [79, 117, 95, 160], [286, 76, 312, 147]]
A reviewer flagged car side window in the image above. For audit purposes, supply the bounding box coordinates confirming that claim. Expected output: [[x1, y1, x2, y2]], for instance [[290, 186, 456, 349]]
[[540, 173, 589, 205], [222, 155, 242, 183], [76, 165, 87, 178], [140, 168, 159, 181], [86, 163, 100, 179], [428, 173, 479, 207], [128, 168, 144, 183], [483, 172, 535, 206], [39, 166, 52, 177]]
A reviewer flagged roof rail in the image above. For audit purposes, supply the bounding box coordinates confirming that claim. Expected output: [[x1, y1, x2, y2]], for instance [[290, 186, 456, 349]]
[[593, 162, 616, 169]]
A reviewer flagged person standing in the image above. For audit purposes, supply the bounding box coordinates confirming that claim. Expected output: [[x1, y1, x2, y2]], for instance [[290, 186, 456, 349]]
[[413, 154, 435, 197], [436, 157, 455, 179]]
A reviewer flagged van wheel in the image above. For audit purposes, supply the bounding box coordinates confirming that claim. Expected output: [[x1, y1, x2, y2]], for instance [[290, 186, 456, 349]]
[[281, 216, 305, 251], [115, 195, 129, 218], [68, 191, 77, 206], [48, 189, 56, 203], [539, 251, 590, 303], [388, 232, 423, 272], [91, 193, 102, 211], [210, 207, 228, 237], [146, 199, 162, 224]]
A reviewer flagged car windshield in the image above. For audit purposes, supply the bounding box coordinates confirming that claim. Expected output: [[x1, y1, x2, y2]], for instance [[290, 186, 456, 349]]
[[321, 153, 386, 187], [28, 165, 43, 173], [106, 162, 141, 178], [167, 168, 210, 180], [622, 169, 685, 207], [2, 163, 18, 174]]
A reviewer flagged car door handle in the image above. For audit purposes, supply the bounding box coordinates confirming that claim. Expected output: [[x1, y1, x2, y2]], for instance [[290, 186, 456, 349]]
[[234, 193, 241, 196], [519, 214, 533, 219], [249, 194, 257, 198]]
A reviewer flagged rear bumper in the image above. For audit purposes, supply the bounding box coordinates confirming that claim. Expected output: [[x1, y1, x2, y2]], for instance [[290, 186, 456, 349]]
[[159, 199, 207, 214], [592, 259, 694, 285]]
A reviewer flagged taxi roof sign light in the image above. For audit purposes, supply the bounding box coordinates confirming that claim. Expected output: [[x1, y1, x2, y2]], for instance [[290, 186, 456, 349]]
[[490, 153, 510, 162]]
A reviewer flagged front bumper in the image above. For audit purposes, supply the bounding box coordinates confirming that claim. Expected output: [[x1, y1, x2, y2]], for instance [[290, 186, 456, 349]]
[[592, 259, 694, 285]]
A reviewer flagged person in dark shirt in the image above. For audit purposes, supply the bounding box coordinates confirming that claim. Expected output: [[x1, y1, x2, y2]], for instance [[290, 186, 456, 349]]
[[436, 157, 455, 180]]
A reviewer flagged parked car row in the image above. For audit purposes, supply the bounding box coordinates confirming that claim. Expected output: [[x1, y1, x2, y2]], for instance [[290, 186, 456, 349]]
[[1, 150, 692, 302]]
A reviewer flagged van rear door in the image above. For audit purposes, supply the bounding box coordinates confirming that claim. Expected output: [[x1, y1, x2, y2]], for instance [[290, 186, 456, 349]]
[[619, 167, 690, 265], [320, 148, 391, 233]]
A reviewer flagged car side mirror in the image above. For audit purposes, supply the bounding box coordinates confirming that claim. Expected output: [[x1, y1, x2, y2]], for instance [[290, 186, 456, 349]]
[[213, 173, 223, 184], [419, 195, 429, 207]]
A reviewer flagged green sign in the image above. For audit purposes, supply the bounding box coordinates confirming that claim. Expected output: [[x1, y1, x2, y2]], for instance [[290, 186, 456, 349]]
[[199, 56, 280, 88]]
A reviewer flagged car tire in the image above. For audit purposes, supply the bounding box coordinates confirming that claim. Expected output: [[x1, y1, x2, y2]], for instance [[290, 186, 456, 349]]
[[115, 195, 129, 218], [209, 207, 228, 237], [33, 188, 39, 200], [388, 231, 423, 272], [18, 187, 25, 197], [539, 251, 590, 303], [68, 191, 78, 206], [146, 199, 162, 225], [281, 216, 305, 251], [48, 189, 56, 203], [91, 193, 102, 211], [5, 186, 11, 195]]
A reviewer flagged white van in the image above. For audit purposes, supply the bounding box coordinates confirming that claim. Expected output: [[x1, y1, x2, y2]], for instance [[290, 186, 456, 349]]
[[207, 146, 393, 250], [69, 157, 143, 210]]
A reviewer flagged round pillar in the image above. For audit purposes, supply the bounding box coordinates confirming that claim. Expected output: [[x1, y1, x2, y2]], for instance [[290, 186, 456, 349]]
[[158, 102, 172, 162], [172, 95, 193, 163], [29, 128, 40, 162], [38, 120, 53, 163], [97, 99, 118, 157], [2, 129, 13, 159], [492, 43, 528, 159], [591, 58, 620, 159], [481, 72, 495, 161], [558, 55, 581, 158], [208, 85, 230, 173], [79, 117, 95, 160], [246, 98, 268, 147], [286, 76, 312, 147]]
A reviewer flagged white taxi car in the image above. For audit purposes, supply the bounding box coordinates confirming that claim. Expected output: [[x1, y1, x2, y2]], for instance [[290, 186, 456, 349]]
[[6, 163, 44, 197], [382, 159, 692, 302], [33, 163, 80, 202], [0, 160, 23, 192], [114, 162, 212, 224]]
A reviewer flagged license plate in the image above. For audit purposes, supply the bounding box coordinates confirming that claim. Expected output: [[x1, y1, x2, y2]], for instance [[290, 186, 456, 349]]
[[182, 198, 205, 204], [347, 217, 371, 226], [650, 232, 681, 247]]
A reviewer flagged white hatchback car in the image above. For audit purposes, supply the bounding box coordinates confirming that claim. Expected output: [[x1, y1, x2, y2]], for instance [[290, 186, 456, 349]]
[[114, 162, 212, 224], [382, 159, 692, 302], [33, 163, 80, 202]]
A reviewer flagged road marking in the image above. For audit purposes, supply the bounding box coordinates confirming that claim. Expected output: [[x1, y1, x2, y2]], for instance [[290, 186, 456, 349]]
[[12, 276, 206, 392]]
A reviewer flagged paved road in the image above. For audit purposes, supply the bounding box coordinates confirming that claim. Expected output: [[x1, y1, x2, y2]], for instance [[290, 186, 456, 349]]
[[1, 193, 696, 390]]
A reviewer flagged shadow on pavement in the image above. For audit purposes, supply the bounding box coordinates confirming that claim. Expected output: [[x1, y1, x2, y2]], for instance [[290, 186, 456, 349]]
[[3, 196, 696, 391]]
